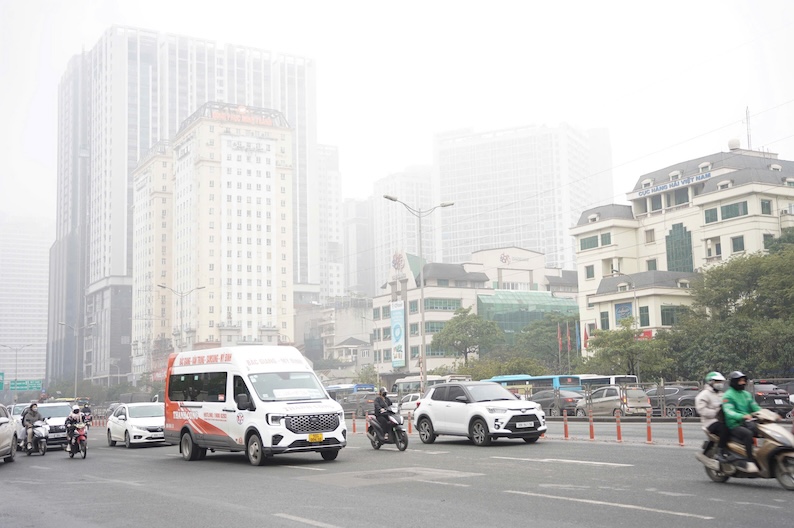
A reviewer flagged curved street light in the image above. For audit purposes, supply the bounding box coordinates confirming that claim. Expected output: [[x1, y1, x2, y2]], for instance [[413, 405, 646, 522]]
[[158, 284, 205, 353], [383, 194, 454, 393]]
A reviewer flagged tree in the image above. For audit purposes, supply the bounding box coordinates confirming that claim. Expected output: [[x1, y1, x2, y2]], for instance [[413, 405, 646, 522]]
[[455, 355, 547, 381], [513, 314, 580, 374], [353, 364, 378, 386], [430, 307, 505, 365], [583, 318, 672, 382]]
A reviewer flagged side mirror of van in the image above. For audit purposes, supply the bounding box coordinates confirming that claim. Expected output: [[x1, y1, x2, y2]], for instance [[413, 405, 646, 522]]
[[236, 394, 254, 411]]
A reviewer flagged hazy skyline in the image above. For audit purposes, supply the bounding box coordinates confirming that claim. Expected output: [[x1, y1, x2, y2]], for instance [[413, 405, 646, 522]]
[[2, 0, 794, 224]]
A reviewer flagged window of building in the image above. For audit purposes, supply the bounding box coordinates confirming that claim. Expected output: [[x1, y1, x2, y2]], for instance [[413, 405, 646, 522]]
[[785, 178, 794, 187], [639, 306, 650, 327], [372, 307, 380, 320], [425, 321, 446, 334], [698, 162, 711, 173], [666, 223, 694, 272], [720, 201, 748, 220], [382, 327, 391, 340], [646, 259, 657, 271], [408, 300, 418, 314], [761, 199, 772, 215], [410, 323, 419, 336], [600, 311, 610, 330], [437, 279, 449, 287], [674, 187, 689, 205], [661, 306, 686, 326], [731, 235, 745, 253], [650, 194, 663, 211], [382, 305, 391, 318], [600, 233, 611, 246], [425, 298, 462, 311], [717, 181, 732, 190], [645, 229, 655, 243], [585, 265, 594, 279], [580, 235, 599, 250], [410, 346, 419, 359], [641, 179, 652, 188]]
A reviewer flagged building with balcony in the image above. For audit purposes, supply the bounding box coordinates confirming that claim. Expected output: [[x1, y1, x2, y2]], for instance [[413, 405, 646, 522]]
[[572, 141, 794, 347]]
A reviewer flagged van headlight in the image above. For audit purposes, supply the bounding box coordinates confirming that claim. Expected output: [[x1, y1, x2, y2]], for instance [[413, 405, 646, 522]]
[[267, 414, 286, 425]]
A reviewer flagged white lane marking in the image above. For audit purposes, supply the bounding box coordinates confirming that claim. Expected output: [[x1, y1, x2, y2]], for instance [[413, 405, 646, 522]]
[[416, 479, 470, 487], [284, 465, 326, 471], [504, 490, 714, 520], [658, 491, 693, 497], [736, 501, 782, 510], [492, 456, 633, 467], [539, 484, 590, 490], [413, 450, 449, 455], [29, 465, 51, 470], [273, 513, 343, 527]]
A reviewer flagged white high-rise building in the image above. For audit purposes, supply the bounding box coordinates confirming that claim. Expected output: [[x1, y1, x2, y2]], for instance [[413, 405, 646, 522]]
[[372, 166, 437, 290], [1, 215, 52, 400], [435, 125, 613, 270], [342, 198, 376, 297], [51, 26, 317, 386], [318, 145, 344, 300]]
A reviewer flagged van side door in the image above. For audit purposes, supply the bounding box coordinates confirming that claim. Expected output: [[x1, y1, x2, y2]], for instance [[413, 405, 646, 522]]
[[225, 375, 254, 448]]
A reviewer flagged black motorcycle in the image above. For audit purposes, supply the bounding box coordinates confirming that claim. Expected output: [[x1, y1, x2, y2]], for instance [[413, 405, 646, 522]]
[[366, 410, 408, 451]]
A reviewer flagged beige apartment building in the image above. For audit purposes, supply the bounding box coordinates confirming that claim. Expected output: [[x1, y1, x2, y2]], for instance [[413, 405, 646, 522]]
[[572, 142, 794, 349], [132, 102, 295, 380]]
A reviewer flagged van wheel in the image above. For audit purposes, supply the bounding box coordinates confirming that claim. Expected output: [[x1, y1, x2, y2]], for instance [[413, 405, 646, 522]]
[[180, 432, 200, 461], [246, 433, 267, 466], [321, 449, 339, 461]]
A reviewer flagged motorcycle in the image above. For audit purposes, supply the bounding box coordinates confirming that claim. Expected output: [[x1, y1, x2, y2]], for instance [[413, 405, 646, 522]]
[[366, 410, 408, 451], [83, 413, 92, 431], [22, 420, 49, 456], [695, 408, 794, 490], [67, 422, 88, 459]]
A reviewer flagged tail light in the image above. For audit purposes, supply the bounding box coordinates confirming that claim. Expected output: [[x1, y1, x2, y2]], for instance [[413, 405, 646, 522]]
[[564, 398, 574, 402], [415, 402, 421, 409]]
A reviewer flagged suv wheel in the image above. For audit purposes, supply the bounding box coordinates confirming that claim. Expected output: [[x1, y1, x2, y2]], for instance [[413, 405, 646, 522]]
[[470, 419, 491, 446], [575, 408, 586, 417], [417, 417, 436, 444]]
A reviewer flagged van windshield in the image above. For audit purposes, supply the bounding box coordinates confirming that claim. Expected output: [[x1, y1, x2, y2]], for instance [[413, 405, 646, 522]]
[[249, 372, 328, 402]]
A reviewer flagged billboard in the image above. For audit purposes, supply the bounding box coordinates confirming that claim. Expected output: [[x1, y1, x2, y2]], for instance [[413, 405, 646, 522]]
[[390, 301, 406, 368]]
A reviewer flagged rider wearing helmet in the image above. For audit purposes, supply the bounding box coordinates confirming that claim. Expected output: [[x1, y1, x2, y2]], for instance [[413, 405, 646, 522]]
[[374, 387, 393, 440], [64, 405, 84, 453], [23, 402, 44, 450], [722, 371, 763, 471], [695, 372, 729, 458]]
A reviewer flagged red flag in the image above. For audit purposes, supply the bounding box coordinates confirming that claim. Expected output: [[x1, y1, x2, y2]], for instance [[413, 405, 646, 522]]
[[557, 323, 562, 353], [583, 328, 589, 349], [566, 322, 571, 353]]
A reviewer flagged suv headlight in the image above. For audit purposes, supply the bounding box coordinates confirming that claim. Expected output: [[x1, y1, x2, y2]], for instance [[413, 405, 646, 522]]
[[486, 407, 507, 414]]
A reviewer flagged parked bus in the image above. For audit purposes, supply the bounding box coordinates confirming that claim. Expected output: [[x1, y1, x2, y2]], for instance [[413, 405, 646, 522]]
[[481, 375, 583, 395], [324, 383, 375, 402], [578, 374, 639, 387], [391, 374, 471, 396]]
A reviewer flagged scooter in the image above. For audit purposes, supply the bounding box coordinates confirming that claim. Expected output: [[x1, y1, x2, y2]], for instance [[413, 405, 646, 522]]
[[695, 408, 794, 490], [366, 410, 408, 451], [66, 422, 88, 459], [23, 420, 49, 456]]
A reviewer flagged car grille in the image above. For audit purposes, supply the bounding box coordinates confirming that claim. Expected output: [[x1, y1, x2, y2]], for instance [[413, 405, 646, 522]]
[[504, 413, 543, 432], [49, 425, 66, 433], [146, 426, 164, 433], [286, 414, 340, 433]]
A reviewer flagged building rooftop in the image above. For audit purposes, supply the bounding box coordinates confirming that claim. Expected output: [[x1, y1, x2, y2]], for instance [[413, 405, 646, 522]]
[[422, 263, 490, 283], [595, 271, 699, 294], [575, 204, 634, 226]]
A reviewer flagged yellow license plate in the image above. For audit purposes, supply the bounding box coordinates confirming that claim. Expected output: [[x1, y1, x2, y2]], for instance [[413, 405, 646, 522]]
[[308, 433, 323, 443]]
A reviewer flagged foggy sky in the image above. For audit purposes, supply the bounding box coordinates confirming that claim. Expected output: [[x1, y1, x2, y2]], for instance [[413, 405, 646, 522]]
[[2, 0, 794, 223]]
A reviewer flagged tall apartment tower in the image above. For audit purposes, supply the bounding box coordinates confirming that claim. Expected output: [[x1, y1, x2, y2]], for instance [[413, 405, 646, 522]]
[[317, 145, 344, 300], [342, 198, 376, 297], [372, 166, 437, 290], [435, 125, 613, 269], [131, 104, 295, 379], [1, 215, 52, 398], [50, 26, 317, 386]]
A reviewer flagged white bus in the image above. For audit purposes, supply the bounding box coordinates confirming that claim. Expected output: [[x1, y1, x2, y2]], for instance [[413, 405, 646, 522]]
[[579, 374, 639, 387], [391, 374, 472, 396]]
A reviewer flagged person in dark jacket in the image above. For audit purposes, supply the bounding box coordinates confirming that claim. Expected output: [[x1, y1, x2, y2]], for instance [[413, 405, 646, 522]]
[[23, 403, 44, 449], [374, 387, 393, 440]]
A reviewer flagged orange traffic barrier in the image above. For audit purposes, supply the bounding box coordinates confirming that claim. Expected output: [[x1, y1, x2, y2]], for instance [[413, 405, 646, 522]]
[[646, 409, 653, 444], [407, 413, 412, 434], [588, 409, 595, 441], [676, 410, 685, 446], [615, 413, 623, 443], [352, 414, 356, 434], [563, 410, 569, 440]]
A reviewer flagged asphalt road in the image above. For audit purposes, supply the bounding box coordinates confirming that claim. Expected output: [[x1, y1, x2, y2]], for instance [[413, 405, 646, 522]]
[[1, 424, 792, 528]]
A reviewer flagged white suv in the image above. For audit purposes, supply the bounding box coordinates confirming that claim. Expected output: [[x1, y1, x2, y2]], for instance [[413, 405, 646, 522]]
[[413, 382, 546, 446]]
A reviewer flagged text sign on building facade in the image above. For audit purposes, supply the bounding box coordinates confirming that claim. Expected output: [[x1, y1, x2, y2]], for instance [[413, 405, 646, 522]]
[[391, 301, 406, 368]]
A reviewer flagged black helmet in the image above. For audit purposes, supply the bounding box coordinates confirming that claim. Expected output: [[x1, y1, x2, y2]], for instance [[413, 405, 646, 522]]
[[379, 387, 387, 396], [728, 371, 747, 391]]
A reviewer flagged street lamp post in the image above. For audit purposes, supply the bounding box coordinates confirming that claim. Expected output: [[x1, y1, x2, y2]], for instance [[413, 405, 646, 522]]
[[0, 343, 33, 402], [383, 194, 454, 394], [158, 284, 205, 353], [58, 321, 95, 402]]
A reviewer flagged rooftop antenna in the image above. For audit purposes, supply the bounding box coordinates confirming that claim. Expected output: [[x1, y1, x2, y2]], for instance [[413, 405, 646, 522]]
[[745, 106, 752, 150]]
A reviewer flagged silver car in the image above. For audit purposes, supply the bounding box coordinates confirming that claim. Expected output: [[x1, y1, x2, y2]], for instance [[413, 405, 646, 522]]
[[575, 386, 652, 417]]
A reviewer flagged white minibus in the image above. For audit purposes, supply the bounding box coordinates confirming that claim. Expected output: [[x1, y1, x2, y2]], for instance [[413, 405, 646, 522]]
[[164, 345, 346, 465]]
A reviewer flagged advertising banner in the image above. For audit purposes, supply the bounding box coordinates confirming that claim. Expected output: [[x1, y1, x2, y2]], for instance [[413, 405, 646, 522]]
[[391, 301, 406, 368]]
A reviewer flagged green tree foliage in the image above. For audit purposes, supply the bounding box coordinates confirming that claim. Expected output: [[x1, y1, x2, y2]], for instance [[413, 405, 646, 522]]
[[353, 364, 379, 385], [661, 245, 794, 379], [583, 318, 672, 382], [455, 352, 548, 381], [513, 313, 581, 374], [430, 307, 505, 365]]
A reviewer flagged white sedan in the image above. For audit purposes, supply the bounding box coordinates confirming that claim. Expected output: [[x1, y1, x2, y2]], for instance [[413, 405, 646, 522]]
[[106, 403, 165, 448]]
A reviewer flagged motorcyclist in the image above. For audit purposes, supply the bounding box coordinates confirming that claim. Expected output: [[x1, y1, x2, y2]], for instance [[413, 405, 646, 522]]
[[65, 405, 85, 453], [374, 387, 393, 440], [23, 402, 44, 450], [81, 403, 93, 429], [695, 371, 730, 459], [722, 371, 769, 472]]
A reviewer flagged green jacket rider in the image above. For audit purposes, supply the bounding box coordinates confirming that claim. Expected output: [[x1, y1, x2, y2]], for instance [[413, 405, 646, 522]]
[[721, 375, 761, 429]]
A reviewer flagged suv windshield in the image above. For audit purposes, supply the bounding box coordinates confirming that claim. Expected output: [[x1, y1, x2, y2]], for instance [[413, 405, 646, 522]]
[[249, 371, 328, 402], [465, 383, 517, 402]]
